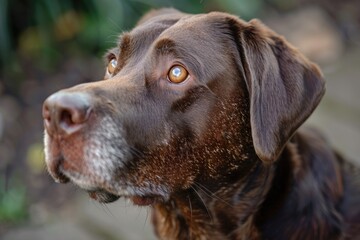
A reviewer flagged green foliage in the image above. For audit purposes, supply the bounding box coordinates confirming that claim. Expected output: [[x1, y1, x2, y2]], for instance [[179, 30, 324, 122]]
[[0, 0, 268, 93], [0, 180, 28, 223], [26, 142, 45, 174], [1, 0, 267, 66]]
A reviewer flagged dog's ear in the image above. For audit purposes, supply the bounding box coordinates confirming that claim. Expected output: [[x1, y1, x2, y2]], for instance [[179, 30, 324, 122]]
[[229, 17, 325, 162]]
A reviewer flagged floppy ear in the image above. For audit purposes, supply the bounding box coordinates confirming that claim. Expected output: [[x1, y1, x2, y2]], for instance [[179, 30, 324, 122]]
[[231, 18, 325, 162]]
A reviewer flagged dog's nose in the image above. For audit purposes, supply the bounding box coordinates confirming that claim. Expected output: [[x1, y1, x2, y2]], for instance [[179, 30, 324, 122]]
[[43, 92, 92, 136]]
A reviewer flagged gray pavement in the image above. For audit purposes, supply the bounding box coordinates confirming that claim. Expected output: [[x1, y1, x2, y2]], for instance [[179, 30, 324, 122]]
[[3, 196, 156, 240]]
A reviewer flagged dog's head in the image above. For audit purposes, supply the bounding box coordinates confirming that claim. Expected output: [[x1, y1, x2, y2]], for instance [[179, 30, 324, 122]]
[[43, 9, 324, 205]]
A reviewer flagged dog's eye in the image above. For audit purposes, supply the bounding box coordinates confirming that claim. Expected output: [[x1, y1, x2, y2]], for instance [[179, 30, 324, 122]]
[[107, 58, 117, 75], [168, 65, 188, 83]]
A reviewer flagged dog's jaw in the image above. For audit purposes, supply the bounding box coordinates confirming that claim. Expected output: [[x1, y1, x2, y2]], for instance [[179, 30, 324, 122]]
[[43, 114, 172, 204]]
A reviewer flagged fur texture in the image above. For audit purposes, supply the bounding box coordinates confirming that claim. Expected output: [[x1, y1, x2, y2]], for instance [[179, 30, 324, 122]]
[[42, 9, 360, 239]]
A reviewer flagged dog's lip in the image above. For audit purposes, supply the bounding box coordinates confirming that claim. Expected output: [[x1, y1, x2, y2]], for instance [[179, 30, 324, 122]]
[[47, 154, 71, 184], [54, 170, 70, 183], [88, 189, 159, 206], [88, 190, 120, 203], [131, 195, 157, 206], [45, 139, 165, 206]]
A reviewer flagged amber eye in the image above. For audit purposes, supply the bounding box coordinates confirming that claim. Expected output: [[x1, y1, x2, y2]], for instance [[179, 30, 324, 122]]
[[107, 58, 117, 75], [168, 65, 189, 83]]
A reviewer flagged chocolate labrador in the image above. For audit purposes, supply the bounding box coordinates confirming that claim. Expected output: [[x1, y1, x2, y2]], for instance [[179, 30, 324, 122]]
[[42, 8, 360, 239]]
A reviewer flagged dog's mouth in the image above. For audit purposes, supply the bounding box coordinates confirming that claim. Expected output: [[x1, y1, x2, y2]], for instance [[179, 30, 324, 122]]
[[57, 166, 161, 206], [47, 154, 163, 206], [44, 128, 167, 207], [87, 189, 158, 206], [130, 195, 158, 206], [88, 190, 120, 203]]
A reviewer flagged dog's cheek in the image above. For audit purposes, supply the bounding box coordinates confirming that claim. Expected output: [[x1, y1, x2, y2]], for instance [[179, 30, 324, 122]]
[[129, 136, 200, 192], [119, 103, 171, 149], [169, 86, 216, 139]]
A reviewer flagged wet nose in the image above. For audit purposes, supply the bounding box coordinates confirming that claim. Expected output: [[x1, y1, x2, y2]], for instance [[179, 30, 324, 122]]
[[43, 92, 92, 136]]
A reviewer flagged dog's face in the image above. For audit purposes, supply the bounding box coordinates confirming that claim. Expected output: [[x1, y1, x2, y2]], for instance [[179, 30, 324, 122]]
[[43, 9, 324, 205]]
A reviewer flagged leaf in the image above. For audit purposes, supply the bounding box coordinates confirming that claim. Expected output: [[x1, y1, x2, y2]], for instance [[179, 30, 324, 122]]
[[26, 142, 45, 174]]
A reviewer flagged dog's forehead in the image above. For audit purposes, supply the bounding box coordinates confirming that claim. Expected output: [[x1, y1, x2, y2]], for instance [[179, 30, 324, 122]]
[[128, 13, 223, 47], [129, 12, 186, 40], [112, 12, 234, 83]]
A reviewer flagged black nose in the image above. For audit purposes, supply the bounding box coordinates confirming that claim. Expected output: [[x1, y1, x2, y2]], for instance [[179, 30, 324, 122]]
[[43, 92, 92, 136]]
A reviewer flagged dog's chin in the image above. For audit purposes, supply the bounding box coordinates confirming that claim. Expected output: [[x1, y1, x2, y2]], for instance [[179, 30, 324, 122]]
[[53, 166, 162, 206], [88, 190, 157, 206], [130, 195, 157, 206], [88, 190, 120, 203]]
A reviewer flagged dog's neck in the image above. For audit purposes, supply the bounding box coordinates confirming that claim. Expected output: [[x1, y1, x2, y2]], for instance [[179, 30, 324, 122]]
[[152, 159, 275, 239]]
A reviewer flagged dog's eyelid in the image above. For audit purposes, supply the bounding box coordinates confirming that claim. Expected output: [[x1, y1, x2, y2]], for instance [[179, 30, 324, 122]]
[[106, 52, 117, 62], [106, 56, 118, 76], [104, 47, 119, 62]]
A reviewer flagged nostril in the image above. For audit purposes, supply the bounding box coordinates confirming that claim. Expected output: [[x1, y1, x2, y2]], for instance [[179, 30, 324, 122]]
[[59, 108, 74, 128], [58, 106, 91, 130]]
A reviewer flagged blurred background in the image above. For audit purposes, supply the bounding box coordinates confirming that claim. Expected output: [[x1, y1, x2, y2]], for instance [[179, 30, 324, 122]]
[[0, 0, 359, 239]]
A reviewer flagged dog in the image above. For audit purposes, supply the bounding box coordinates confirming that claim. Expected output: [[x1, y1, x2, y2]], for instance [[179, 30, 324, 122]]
[[42, 8, 360, 239]]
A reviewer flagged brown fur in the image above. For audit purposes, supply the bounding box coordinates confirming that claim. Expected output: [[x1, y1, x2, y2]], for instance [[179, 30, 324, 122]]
[[42, 9, 360, 239]]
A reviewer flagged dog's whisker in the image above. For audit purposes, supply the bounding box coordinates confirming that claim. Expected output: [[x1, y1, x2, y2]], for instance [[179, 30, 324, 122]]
[[129, 146, 144, 159], [190, 186, 213, 223], [101, 203, 116, 219], [143, 208, 150, 229], [107, 17, 124, 32], [193, 182, 233, 208], [187, 194, 193, 236]]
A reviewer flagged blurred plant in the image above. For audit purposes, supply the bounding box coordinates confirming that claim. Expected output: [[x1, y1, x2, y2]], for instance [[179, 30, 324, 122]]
[[0, 0, 266, 75], [26, 142, 45, 175], [0, 179, 28, 223]]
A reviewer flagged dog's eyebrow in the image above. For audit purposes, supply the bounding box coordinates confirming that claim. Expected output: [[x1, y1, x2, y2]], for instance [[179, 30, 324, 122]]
[[154, 38, 204, 78], [103, 32, 131, 63], [118, 33, 132, 53], [154, 38, 176, 55], [114, 33, 133, 70]]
